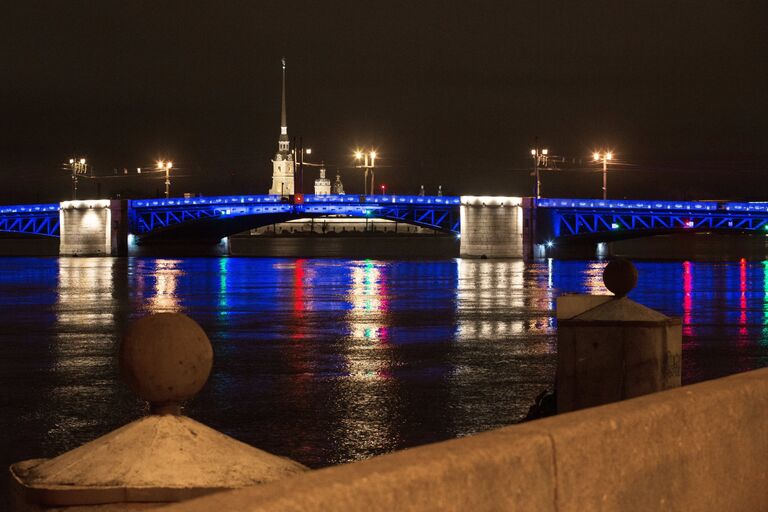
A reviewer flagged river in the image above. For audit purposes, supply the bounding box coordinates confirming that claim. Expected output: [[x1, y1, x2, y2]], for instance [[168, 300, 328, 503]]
[[1, 256, 767, 501]]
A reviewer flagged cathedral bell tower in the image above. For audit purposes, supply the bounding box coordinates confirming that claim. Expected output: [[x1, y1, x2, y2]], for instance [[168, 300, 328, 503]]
[[269, 57, 295, 195]]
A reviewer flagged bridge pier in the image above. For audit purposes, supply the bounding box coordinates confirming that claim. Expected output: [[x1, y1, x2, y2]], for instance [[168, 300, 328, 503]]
[[59, 199, 129, 256], [459, 196, 525, 258]]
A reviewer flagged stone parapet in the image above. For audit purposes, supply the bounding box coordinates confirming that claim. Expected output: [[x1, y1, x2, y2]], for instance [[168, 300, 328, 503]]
[[158, 367, 768, 512]]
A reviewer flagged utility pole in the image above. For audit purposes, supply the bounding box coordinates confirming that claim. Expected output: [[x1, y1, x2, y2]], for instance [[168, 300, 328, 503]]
[[156, 160, 173, 199], [530, 140, 549, 199], [592, 151, 613, 200]]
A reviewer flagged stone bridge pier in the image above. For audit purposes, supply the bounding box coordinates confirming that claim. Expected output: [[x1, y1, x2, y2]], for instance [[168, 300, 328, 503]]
[[459, 196, 535, 259], [59, 199, 129, 256]]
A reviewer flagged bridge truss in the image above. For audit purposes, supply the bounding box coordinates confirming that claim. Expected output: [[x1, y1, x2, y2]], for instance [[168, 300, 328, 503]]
[[129, 195, 461, 236], [0, 204, 60, 237], [537, 198, 768, 239]]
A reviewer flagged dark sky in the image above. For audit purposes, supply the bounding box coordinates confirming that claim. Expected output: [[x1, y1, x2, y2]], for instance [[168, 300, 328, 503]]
[[1, 0, 767, 203]]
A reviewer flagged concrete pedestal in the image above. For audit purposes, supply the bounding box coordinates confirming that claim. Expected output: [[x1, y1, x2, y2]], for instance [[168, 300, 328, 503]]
[[556, 295, 682, 413]]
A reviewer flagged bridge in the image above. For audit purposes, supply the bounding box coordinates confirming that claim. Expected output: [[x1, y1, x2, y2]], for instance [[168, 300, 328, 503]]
[[130, 194, 461, 241], [535, 198, 768, 243], [1, 195, 767, 257]]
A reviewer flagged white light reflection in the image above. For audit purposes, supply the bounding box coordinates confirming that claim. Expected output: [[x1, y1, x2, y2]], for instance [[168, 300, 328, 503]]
[[56, 258, 116, 328], [49, 258, 120, 434], [331, 260, 398, 463], [144, 260, 184, 313], [346, 261, 388, 349], [583, 261, 609, 295], [457, 259, 533, 340]]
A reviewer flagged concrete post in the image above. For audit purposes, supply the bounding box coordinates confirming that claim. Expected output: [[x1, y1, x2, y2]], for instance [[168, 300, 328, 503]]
[[556, 259, 682, 413], [9, 313, 307, 510]]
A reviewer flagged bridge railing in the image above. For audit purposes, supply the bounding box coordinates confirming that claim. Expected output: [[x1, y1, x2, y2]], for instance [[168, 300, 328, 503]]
[[130, 195, 462, 210], [536, 198, 720, 211], [724, 202, 768, 212], [0, 203, 60, 214]]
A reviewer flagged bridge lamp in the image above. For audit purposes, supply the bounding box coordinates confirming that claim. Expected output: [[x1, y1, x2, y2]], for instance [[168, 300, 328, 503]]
[[354, 148, 379, 195], [66, 157, 88, 200], [546, 240, 554, 248], [156, 160, 173, 199], [592, 150, 614, 200]]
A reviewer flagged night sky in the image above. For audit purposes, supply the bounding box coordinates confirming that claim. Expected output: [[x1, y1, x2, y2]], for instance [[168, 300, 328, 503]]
[[2, 1, 767, 203]]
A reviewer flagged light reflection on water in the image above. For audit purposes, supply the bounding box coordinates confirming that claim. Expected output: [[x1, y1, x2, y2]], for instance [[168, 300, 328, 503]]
[[0, 256, 767, 495]]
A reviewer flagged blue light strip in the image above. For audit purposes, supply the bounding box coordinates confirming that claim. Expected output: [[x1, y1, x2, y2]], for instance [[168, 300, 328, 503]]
[[724, 203, 768, 213], [536, 198, 720, 211], [0, 203, 60, 214], [131, 194, 462, 208], [130, 195, 282, 208]]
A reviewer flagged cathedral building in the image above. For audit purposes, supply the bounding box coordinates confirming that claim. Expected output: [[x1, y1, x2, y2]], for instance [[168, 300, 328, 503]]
[[268, 58, 295, 195]]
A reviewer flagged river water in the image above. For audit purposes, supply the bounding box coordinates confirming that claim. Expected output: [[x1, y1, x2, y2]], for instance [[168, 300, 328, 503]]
[[1, 256, 767, 497]]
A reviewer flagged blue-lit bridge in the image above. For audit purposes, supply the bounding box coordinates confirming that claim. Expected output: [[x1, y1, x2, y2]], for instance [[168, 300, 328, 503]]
[[534, 198, 768, 243], [130, 194, 461, 241], [1, 195, 767, 256]]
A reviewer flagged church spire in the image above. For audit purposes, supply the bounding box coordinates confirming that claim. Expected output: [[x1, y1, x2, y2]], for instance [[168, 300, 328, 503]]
[[278, 57, 289, 153]]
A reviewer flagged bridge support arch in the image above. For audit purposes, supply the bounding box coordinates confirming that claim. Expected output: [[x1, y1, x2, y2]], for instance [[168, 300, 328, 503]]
[[459, 196, 526, 258], [59, 199, 129, 256]]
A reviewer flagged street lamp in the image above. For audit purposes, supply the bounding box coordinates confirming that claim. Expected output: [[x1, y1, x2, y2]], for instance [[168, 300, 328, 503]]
[[66, 157, 88, 200], [291, 144, 312, 195], [354, 149, 378, 195], [530, 146, 550, 199], [156, 160, 173, 198], [592, 150, 613, 199]]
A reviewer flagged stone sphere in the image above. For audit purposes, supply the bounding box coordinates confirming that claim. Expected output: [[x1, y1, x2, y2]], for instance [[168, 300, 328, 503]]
[[603, 258, 638, 297], [120, 313, 213, 406]]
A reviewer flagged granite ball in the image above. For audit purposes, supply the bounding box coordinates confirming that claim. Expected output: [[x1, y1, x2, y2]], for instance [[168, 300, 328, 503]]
[[120, 313, 213, 408], [603, 258, 638, 297]]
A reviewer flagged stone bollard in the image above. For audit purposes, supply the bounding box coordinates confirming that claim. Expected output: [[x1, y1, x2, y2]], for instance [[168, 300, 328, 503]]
[[556, 259, 682, 413], [10, 312, 308, 511]]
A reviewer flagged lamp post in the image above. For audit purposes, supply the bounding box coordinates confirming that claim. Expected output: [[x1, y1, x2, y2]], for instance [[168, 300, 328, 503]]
[[66, 157, 88, 200], [592, 150, 613, 200], [157, 160, 173, 199], [354, 149, 377, 195], [530, 146, 549, 199]]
